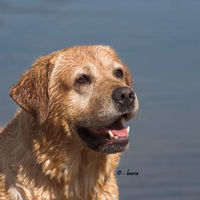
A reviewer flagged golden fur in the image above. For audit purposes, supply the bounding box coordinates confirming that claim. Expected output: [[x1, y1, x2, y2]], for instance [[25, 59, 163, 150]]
[[0, 45, 138, 200]]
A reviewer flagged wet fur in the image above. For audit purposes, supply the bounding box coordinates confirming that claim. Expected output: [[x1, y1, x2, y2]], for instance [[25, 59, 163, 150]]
[[0, 45, 138, 199]]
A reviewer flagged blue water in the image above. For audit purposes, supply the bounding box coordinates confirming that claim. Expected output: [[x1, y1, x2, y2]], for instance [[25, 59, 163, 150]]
[[0, 1, 200, 199]]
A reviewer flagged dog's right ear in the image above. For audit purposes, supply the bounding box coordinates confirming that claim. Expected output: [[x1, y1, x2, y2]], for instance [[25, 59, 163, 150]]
[[10, 56, 52, 125], [124, 66, 132, 87]]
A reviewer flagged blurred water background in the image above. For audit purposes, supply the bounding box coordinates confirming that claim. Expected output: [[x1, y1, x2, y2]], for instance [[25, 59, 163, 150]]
[[0, 0, 200, 199]]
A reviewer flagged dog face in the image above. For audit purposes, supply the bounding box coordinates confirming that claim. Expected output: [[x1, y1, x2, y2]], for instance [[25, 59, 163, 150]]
[[10, 45, 139, 154]]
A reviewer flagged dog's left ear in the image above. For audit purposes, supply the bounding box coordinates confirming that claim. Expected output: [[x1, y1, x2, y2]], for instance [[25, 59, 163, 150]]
[[124, 66, 132, 87], [10, 56, 52, 125]]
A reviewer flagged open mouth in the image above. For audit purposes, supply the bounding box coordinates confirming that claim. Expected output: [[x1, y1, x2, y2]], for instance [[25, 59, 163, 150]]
[[77, 117, 130, 154]]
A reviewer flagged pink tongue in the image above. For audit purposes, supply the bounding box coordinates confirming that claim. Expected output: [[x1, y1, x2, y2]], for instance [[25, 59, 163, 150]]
[[89, 119, 128, 138], [109, 128, 128, 137], [106, 120, 128, 138]]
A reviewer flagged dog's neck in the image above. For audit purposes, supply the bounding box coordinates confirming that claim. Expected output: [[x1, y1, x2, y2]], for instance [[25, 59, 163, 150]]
[[2, 110, 120, 199]]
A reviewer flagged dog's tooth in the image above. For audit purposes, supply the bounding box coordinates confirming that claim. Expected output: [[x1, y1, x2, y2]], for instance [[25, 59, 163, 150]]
[[108, 130, 114, 138], [114, 136, 118, 139], [127, 126, 130, 134]]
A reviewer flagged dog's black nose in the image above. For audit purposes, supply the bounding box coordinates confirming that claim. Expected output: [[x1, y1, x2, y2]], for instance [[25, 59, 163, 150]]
[[112, 87, 135, 108]]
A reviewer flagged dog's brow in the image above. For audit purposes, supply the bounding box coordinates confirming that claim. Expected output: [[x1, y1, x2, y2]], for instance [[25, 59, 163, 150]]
[[113, 62, 123, 69], [72, 64, 98, 79]]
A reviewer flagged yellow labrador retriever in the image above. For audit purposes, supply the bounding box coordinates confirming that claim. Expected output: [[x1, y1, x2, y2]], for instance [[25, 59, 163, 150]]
[[0, 45, 138, 200]]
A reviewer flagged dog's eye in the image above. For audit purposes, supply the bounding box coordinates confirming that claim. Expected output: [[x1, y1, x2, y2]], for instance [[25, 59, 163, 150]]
[[77, 75, 91, 84], [115, 69, 124, 78]]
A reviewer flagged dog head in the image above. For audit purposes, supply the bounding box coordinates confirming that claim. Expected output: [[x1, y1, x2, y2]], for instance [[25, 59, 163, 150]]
[[10, 45, 139, 154]]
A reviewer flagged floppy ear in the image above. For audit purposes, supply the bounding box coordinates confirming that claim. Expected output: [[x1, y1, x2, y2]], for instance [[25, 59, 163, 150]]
[[10, 57, 51, 125]]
